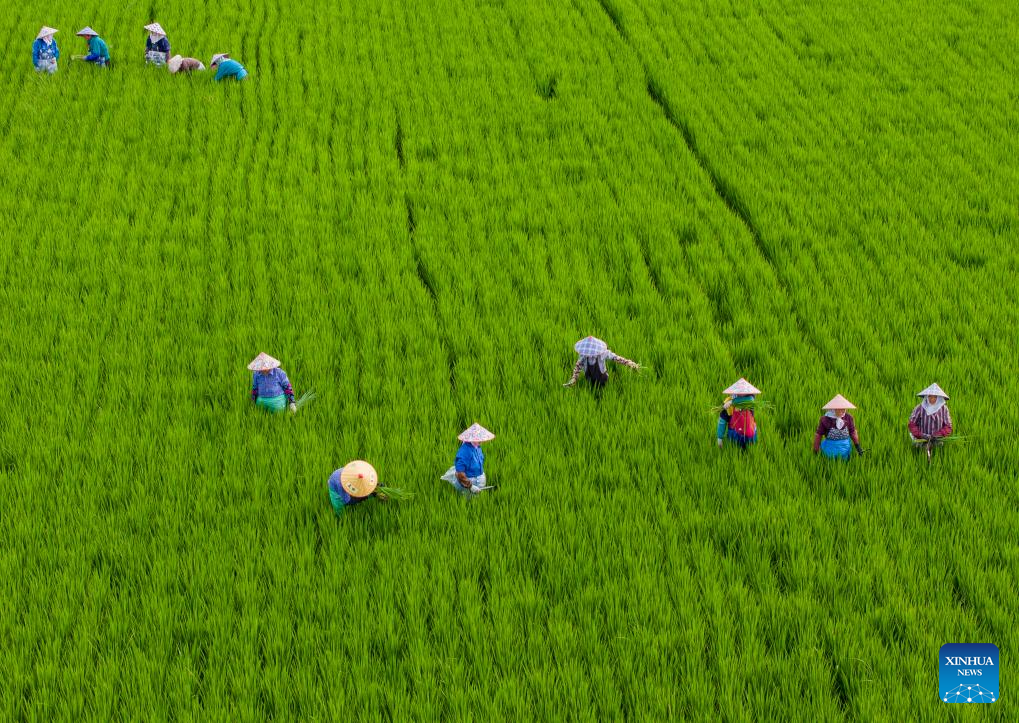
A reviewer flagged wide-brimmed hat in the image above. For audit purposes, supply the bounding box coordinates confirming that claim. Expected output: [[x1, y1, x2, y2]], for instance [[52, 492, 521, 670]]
[[574, 336, 608, 357], [822, 394, 856, 411], [144, 22, 167, 36], [340, 460, 378, 498], [168, 55, 183, 73], [458, 423, 495, 443], [75, 27, 98, 38], [917, 383, 948, 399], [723, 378, 761, 396], [247, 352, 281, 372], [210, 53, 230, 66], [37, 27, 58, 40]]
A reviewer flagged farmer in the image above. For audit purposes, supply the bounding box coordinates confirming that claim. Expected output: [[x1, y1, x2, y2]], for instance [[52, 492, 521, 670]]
[[144, 23, 170, 66], [563, 336, 639, 388], [813, 394, 864, 459], [210, 53, 248, 81], [909, 383, 953, 450], [248, 352, 296, 413], [71, 28, 109, 67], [168, 55, 205, 74], [328, 461, 385, 515], [32, 27, 59, 74], [441, 424, 494, 495], [716, 378, 760, 449]]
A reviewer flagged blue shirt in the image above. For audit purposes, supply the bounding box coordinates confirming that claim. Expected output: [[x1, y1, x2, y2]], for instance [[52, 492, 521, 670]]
[[328, 468, 370, 507], [215, 59, 248, 81], [85, 36, 110, 65], [32, 39, 59, 67], [454, 443, 485, 478], [251, 368, 293, 401]]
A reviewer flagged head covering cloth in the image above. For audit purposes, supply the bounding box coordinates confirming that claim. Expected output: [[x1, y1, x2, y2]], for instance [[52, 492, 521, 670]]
[[575, 336, 617, 374], [340, 460, 378, 498], [458, 424, 495, 444], [247, 352, 281, 372], [918, 383, 949, 415]]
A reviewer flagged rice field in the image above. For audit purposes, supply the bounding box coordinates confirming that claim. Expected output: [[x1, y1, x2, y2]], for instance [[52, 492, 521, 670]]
[[2, 0, 1017, 718]]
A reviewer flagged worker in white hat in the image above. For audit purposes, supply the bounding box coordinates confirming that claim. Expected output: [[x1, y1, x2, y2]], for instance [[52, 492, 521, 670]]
[[441, 424, 495, 494], [563, 336, 639, 388], [813, 395, 864, 459], [210, 53, 248, 81], [144, 23, 171, 66], [71, 28, 110, 67], [328, 461, 385, 515], [168, 55, 205, 74], [909, 383, 953, 451], [248, 352, 296, 413], [716, 378, 761, 449], [32, 27, 59, 74]]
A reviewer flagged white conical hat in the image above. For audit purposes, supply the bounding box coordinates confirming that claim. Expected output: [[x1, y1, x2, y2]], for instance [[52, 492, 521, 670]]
[[210, 53, 229, 66], [168, 55, 183, 73], [37, 27, 58, 40], [917, 383, 948, 399], [574, 336, 608, 357], [76, 27, 98, 37], [458, 423, 495, 443], [822, 394, 856, 411], [723, 377, 761, 396], [144, 22, 167, 35], [340, 460, 378, 498], [247, 352, 281, 371]]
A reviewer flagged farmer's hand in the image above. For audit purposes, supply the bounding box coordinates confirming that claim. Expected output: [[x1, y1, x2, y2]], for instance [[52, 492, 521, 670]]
[[377, 492, 389, 501], [716, 438, 724, 449], [562, 380, 575, 387], [289, 402, 297, 413], [470, 485, 482, 494]]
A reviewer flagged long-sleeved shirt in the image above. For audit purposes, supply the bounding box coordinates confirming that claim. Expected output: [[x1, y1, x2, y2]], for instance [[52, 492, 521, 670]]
[[565, 353, 637, 385], [813, 413, 860, 452], [214, 59, 248, 81], [250, 368, 294, 403], [328, 468, 373, 510], [454, 443, 485, 479], [145, 37, 170, 62], [908, 404, 952, 439], [32, 39, 59, 68], [84, 36, 110, 65], [177, 57, 205, 72]]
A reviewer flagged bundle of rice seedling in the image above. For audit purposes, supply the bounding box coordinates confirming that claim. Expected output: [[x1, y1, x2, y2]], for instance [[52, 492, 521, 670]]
[[377, 485, 414, 501], [296, 389, 317, 410]]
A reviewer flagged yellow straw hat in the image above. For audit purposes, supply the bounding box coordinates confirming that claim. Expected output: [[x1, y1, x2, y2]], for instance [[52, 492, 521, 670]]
[[340, 461, 378, 498]]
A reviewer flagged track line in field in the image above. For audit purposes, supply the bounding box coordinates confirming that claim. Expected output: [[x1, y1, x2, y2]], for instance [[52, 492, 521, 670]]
[[590, 0, 828, 366]]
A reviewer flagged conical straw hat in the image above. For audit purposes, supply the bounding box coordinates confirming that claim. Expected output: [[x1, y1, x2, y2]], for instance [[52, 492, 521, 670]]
[[76, 27, 98, 37], [822, 394, 856, 411], [574, 336, 608, 357], [340, 460, 378, 498], [247, 352, 281, 371], [37, 27, 59, 40], [917, 383, 948, 399], [168, 55, 183, 73], [458, 423, 495, 443], [210, 53, 229, 66], [723, 378, 761, 396], [144, 22, 166, 35]]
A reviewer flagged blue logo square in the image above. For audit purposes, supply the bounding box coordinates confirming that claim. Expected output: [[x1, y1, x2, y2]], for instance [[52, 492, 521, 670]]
[[940, 643, 998, 703]]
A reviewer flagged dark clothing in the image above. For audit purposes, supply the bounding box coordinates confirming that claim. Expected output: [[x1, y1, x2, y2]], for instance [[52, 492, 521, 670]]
[[813, 413, 862, 453], [584, 360, 609, 387]]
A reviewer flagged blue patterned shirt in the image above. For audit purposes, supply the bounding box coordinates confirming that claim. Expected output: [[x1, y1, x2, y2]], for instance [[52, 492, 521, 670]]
[[251, 368, 294, 402]]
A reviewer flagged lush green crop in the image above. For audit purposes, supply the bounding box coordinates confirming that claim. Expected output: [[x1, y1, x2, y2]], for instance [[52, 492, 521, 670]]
[[2, 0, 1016, 719]]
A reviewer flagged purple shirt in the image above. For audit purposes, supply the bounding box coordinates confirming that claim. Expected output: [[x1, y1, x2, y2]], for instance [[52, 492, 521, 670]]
[[909, 404, 952, 438], [328, 468, 370, 507], [251, 368, 294, 402]]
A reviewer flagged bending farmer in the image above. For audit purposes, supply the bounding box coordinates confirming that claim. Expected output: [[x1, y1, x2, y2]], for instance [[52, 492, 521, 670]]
[[210, 53, 248, 81], [442, 424, 495, 495], [328, 461, 383, 515], [144, 23, 170, 66], [248, 352, 296, 413], [909, 383, 952, 452], [564, 336, 639, 388], [813, 394, 864, 459], [72, 28, 109, 67]]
